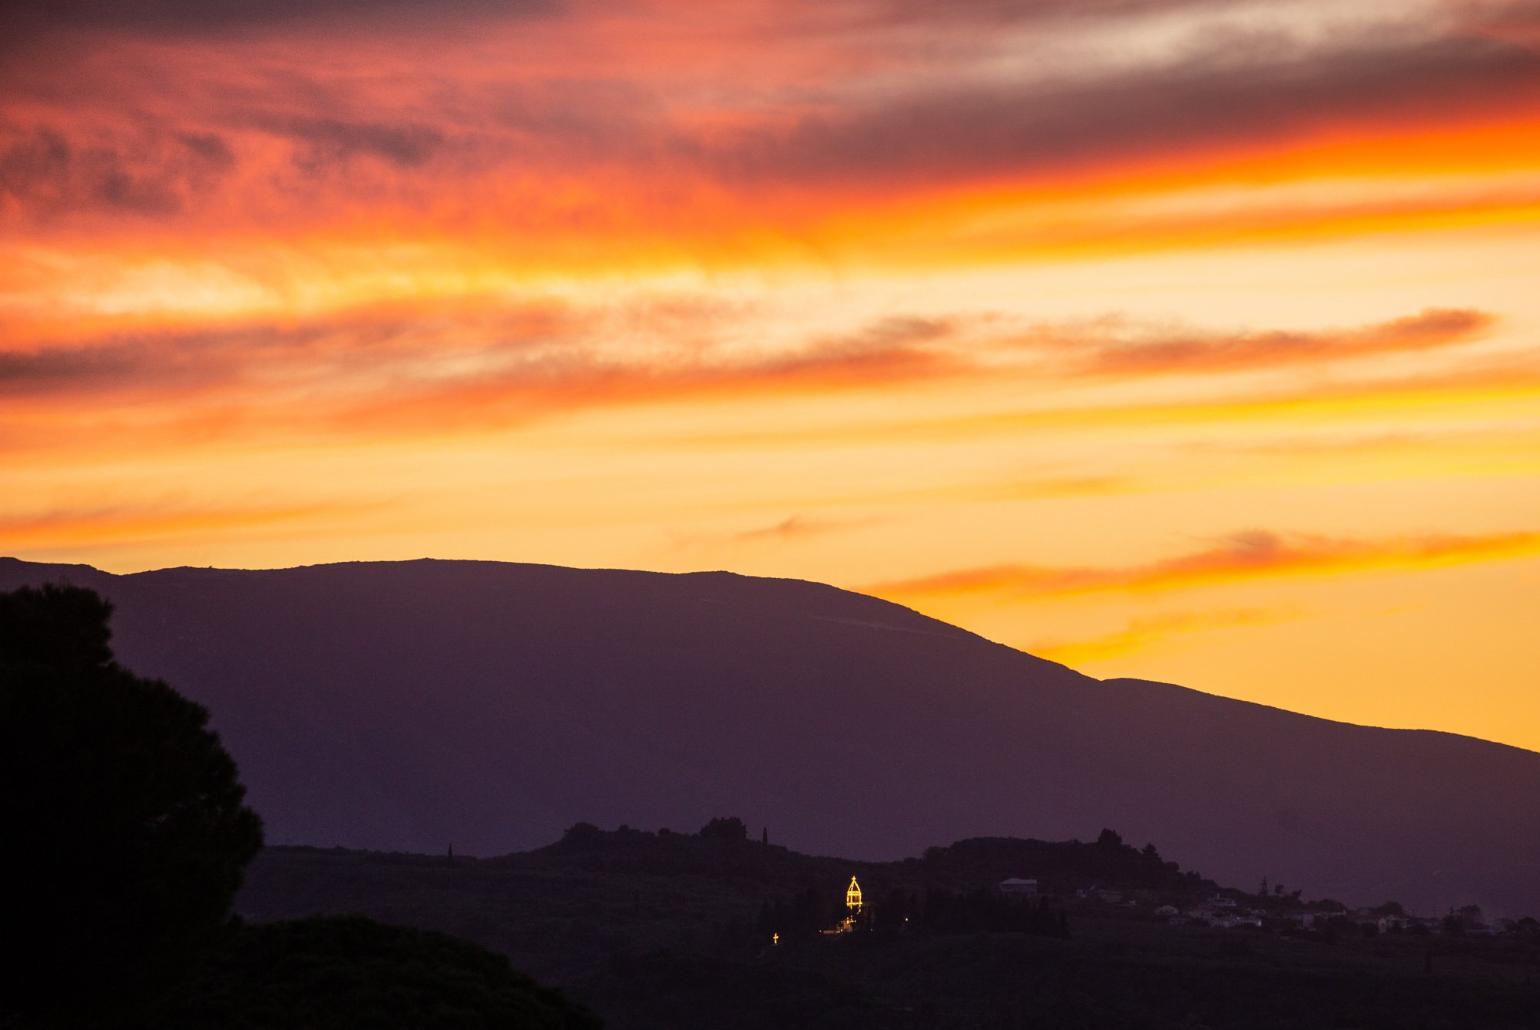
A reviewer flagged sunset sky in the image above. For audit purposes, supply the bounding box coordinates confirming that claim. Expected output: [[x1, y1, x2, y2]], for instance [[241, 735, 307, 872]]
[[3, 1, 1538, 748]]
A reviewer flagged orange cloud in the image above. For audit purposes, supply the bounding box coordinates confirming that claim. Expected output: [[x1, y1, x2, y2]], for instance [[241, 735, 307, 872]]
[[7, 305, 1522, 474], [717, 356, 1540, 453], [867, 529, 1540, 601], [1080, 308, 1494, 376], [1031, 607, 1298, 665], [5, 0, 1540, 264], [0, 500, 376, 551], [0, 304, 1495, 425], [731, 514, 878, 544], [320, 317, 967, 437]]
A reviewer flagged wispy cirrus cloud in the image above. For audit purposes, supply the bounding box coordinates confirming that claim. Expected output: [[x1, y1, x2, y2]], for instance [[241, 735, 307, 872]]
[[731, 514, 880, 544], [1, 301, 1519, 468], [0, 303, 977, 457], [1030, 606, 1299, 665], [326, 331, 965, 436], [1079, 308, 1494, 376], [866, 528, 1540, 600], [0, 498, 379, 550], [0, 305, 1494, 405]]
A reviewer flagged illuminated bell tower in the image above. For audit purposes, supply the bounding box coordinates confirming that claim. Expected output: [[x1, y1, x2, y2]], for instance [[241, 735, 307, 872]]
[[845, 875, 863, 916]]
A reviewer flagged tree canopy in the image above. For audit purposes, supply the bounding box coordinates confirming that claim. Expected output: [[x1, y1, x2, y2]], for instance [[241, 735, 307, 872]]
[[0, 584, 264, 1025], [699, 816, 748, 841], [161, 916, 601, 1030]]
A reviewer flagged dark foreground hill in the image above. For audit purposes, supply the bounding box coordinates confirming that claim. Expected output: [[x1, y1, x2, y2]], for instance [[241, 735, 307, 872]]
[[3, 555, 1537, 914]]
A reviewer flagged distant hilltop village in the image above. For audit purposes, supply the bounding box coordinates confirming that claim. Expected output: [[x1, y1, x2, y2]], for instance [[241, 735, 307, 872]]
[[554, 820, 1525, 949], [762, 851, 1515, 950], [757, 861, 1511, 954]]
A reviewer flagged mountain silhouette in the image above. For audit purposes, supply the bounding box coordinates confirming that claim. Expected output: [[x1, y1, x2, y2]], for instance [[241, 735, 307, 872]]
[[3, 555, 1535, 915]]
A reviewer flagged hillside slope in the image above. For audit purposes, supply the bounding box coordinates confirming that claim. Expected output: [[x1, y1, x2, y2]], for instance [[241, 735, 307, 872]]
[[3, 556, 1535, 914]]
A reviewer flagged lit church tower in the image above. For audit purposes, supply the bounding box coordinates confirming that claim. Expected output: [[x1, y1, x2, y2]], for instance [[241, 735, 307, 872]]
[[823, 875, 866, 935]]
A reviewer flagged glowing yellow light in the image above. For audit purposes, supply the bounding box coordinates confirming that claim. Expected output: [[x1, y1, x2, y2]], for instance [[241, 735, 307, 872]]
[[846, 875, 863, 913]]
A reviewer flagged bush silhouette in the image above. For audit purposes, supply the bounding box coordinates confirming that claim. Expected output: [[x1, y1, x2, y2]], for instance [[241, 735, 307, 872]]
[[162, 915, 601, 1030], [0, 584, 263, 1025]]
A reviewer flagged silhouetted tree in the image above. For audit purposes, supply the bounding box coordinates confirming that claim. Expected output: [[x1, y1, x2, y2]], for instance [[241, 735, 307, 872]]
[[0, 585, 263, 1026], [0, 583, 114, 670], [559, 821, 604, 846], [699, 816, 748, 841], [160, 916, 600, 1029]]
